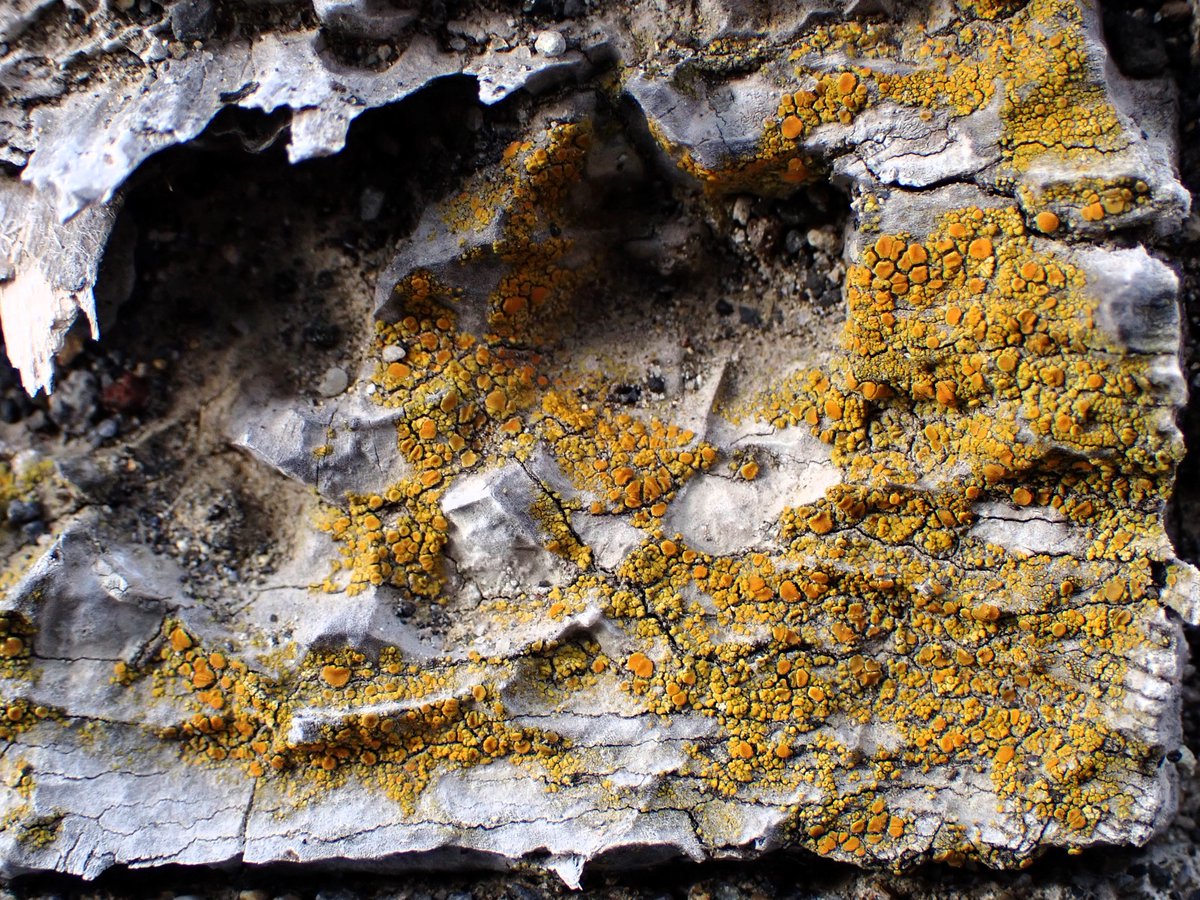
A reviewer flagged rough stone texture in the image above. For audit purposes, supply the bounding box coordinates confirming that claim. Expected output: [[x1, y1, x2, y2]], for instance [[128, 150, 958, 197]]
[[0, 0, 1198, 891], [0, 1, 603, 395], [0, 182, 110, 401]]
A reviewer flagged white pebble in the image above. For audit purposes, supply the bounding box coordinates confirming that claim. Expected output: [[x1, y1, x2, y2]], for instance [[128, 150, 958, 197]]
[[534, 30, 566, 57], [382, 344, 406, 362], [317, 367, 350, 397]]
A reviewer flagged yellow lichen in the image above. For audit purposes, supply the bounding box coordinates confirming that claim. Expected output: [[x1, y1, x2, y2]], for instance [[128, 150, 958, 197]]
[[653, 0, 1143, 197], [94, 30, 1182, 868]]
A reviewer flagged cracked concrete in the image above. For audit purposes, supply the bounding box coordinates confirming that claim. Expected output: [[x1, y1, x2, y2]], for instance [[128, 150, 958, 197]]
[[0, 0, 1197, 889]]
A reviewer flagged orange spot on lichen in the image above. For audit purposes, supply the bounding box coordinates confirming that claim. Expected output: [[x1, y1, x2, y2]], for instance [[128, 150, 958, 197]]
[[627, 652, 654, 678], [1035, 211, 1060, 232], [967, 238, 993, 260], [321, 665, 351, 688], [169, 627, 193, 652]]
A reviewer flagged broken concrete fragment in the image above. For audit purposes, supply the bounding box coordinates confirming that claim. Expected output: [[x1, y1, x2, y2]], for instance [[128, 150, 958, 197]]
[[313, 0, 418, 38], [230, 388, 407, 503], [0, 0, 1197, 887], [1, 8, 600, 395], [0, 181, 112, 396]]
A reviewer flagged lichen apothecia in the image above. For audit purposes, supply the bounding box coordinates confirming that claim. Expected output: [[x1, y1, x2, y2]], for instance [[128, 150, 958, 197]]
[[99, 0, 1189, 870]]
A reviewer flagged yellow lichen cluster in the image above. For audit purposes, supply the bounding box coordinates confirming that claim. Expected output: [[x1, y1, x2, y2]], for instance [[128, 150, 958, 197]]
[[0, 612, 33, 678], [674, 68, 869, 190], [139, 621, 573, 809], [321, 284, 539, 597], [819, 204, 1173, 545], [0, 757, 63, 851], [809, 0, 1128, 171], [956, 0, 1028, 20], [1019, 177, 1152, 230], [320, 118, 723, 595], [0, 695, 50, 744], [530, 493, 592, 568], [658, 0, 1137, 196], [0, 612, 53, 742], [318, 123, 596, 596], [699, 204, 1173, 856], [577, 506, 1155, 857], [96, 41, 1180, 867], [446, 123, 594, 343], [538, 391, 716, 525]]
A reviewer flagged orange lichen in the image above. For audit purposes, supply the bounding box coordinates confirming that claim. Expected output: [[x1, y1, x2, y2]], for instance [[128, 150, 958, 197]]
[[627, 652, 655, 679], [537, 391, 716, 518], [321, 665, 351, 689], [708, 0, 1136, 183], [90, 17, 1183, 868], [0, 612, 49, 742], [143, 620, 575, 810], [1035, 211, 1060, 232]]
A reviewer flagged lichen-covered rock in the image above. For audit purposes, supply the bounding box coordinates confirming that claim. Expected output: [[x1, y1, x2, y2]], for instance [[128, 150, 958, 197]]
[[0, 0, 1196, 886], [0, 2, 603, 396]]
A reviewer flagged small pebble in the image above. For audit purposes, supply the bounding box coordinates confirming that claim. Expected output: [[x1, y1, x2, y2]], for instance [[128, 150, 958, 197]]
[[738, 305, 763, 326], [47, 369, 98, 435], [360, 187, 385, 222], [807, 227, 840, 254], [534, 30, 566, 57], [6, 499, 42, 526], [20, 520, 46, 541], [317, 367, 350, 397], [381, 344, 406, 363], [731, 195, 753, 226]]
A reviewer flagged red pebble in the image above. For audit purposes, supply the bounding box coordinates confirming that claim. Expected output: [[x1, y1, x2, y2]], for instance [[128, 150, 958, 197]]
[[101, 372, 151, 413]]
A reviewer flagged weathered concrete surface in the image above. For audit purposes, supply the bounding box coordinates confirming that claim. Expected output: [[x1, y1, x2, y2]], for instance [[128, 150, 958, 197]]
[[0, 0, 1196, 887]]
